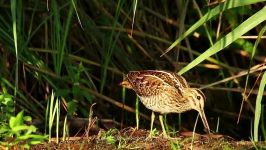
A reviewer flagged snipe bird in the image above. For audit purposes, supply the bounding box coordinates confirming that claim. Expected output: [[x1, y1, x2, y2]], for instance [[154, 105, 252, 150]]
[[120, 70, 210, 137]]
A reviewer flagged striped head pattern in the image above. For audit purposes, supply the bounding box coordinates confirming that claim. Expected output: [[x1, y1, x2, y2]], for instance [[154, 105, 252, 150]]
[[183, 88, 210, 133]]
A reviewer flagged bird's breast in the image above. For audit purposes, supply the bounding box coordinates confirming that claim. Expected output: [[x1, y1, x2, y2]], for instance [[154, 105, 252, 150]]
[[138, 94, 190, 114]]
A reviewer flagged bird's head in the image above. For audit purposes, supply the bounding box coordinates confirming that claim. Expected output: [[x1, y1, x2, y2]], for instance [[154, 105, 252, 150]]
[[183, 88, 206, 112], [183, 88, 210, 133]]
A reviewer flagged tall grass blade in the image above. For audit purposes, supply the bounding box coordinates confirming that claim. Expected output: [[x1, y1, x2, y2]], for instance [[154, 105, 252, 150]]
[[48, 92, 55, 142], [71, 0, 83, 29], [261, 106, 266, 140], [51, 1, 73, 75], [178, 6, 266, 75], [56, 98, 60, 143], [47, 91, 61, 143], [239, 25, 266, 123], [11, 0, 18, 98], [130, 0, 138, 37], [254, 71, 266, 142], [62, 116, 68, 141], [191, 114, 200, 150], [135, 96, 139, 130], [100, 0, 125, 93], [162, 0, 266, 56]]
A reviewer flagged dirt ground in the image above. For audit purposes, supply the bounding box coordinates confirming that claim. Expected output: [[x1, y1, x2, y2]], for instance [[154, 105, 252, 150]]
[[27, 128, 266, 150]]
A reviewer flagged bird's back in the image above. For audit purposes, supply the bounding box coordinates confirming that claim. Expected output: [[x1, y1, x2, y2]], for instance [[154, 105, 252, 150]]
[[125, 70, 190, 113]]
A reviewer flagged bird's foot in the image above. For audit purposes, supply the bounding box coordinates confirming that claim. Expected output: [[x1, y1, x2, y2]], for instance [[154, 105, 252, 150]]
[[163, 135, 169, 139], [146, 131, 155, 140], [161, 133, 170, 139]]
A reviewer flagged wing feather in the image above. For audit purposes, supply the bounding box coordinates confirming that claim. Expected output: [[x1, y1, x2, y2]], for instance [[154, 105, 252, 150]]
[[127, 72, 183, 98]]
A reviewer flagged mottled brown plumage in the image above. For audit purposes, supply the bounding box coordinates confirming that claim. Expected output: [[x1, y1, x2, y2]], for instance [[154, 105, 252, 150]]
[[120, 70, 210, 137]]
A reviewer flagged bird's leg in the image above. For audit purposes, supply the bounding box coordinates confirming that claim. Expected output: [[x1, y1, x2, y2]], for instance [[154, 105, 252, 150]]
[[159, 114, 168, 138], [148, 111, 155, 138]]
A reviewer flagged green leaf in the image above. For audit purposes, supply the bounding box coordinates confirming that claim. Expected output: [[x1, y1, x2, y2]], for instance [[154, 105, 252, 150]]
[[56, 88, 71, 97], [72, 85, 80, 98], [23, 116, 32, 122], [9, 111, 24, 128], [235, 39, 254, 53], [82, 89, 94, 103], [179, 6, 266, 74], [105, 136, 116, 145], [67, 100, 77, 115], [9, 116, 16, 128], [0, 125, 10, 134], [0, 93, 13, 106], [17, 133, 44, 141], [28, 140, 43, 145], [162, 0, 266, 55], [12, 125, 36, 132]]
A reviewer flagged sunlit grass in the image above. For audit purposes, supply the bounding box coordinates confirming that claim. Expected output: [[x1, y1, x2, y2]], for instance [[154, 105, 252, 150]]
[[46, 92, 60, 143], [135, 96, 139, 130]]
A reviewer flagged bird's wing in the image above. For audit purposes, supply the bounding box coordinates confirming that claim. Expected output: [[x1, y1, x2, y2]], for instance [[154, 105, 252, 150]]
[[127, 73, 183, 98], [171, 73, 190, 88], [128, 70, 189, 90], [154, 71, 189, 89]]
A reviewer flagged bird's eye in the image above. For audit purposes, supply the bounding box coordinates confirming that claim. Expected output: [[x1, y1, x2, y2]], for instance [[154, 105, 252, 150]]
[[196, 96, 201, 100]]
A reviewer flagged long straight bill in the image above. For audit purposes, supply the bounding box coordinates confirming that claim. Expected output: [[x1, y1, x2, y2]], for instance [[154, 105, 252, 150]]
[[199, 110, 210, 134]]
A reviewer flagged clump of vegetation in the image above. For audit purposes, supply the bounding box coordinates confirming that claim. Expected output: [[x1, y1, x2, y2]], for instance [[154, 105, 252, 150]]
[[0, 92, 47, 149]]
